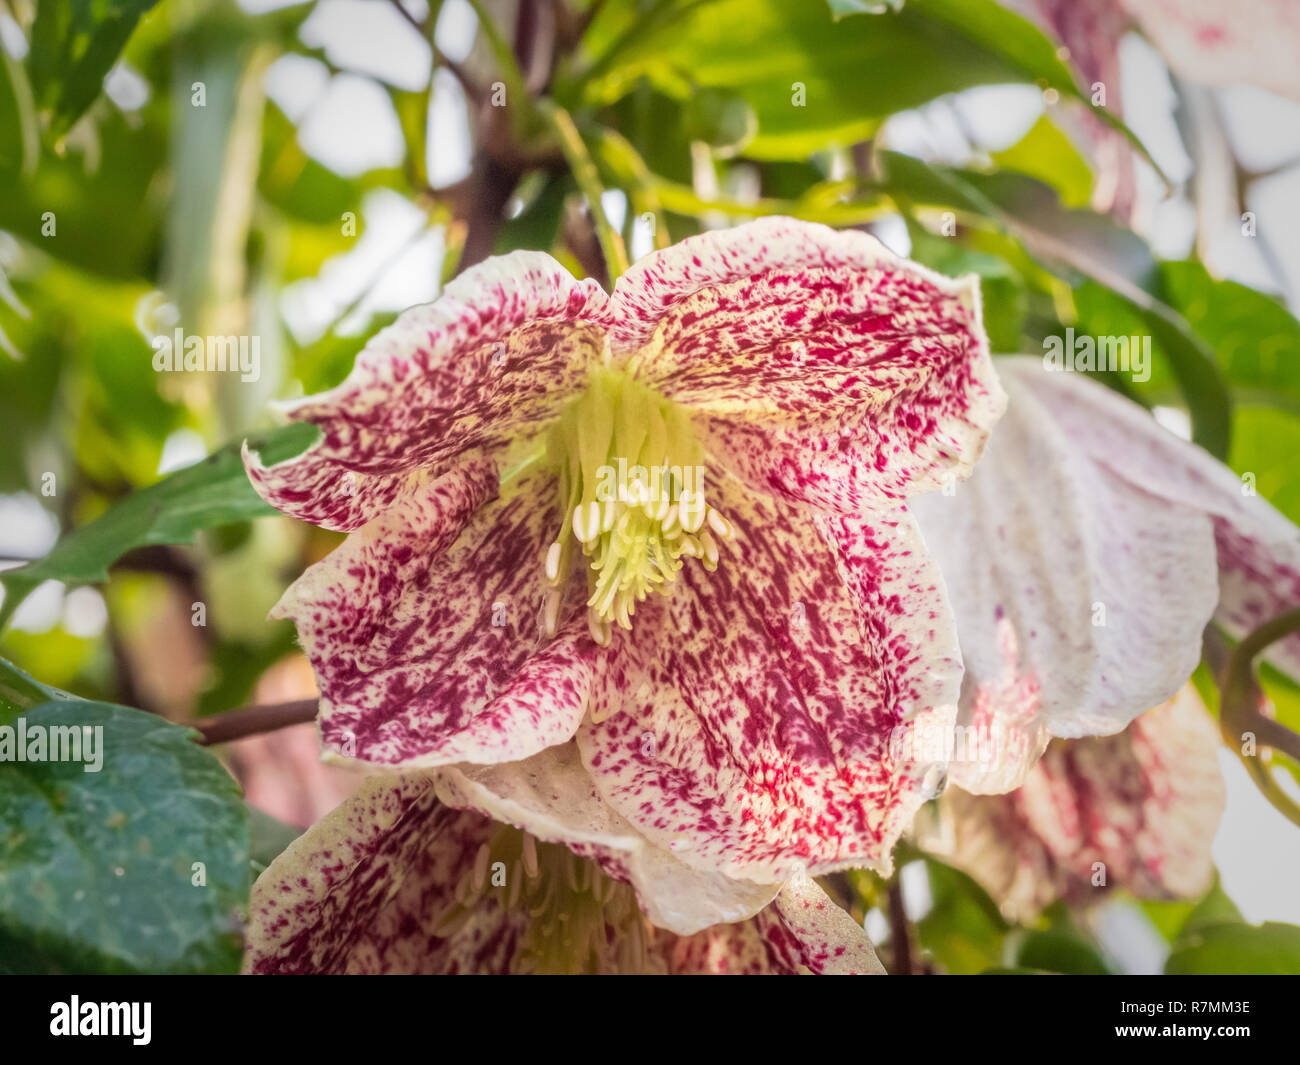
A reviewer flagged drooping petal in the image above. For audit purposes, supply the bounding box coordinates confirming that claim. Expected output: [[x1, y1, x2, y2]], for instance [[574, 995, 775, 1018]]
[[578, 474, 961, 884], [911, 359, 1221, 792], [274, 467, 602, 769], [930, 687, 1224, 922], [1122, 0, 1300, 101], [769, 873, 887, 974], [244, 777, 525, 974], [245, 252, 609, 531], [1005, 358, 1300, 683], [246, 775, 878, 974], [608, 217, 1005, 512], [663, 874, 884, 975], [434, 742, 781, 936]]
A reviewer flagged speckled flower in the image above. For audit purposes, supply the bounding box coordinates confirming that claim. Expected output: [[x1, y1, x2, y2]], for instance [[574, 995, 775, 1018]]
[[244, 777, 884, 975], [244, 217, 1005, 945], [911, 358, 1300, 795], [924, 686, 1224, 923]]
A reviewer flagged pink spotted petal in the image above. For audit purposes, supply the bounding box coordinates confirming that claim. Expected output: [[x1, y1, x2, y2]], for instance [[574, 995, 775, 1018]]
[[578, 475, 961, 884], [245, 775, 877, 974], [609, 217, 1005, 512], [275, 467, 602, 768], [931, 687, 1224, 922], [911, 359, 1221, 793], [244, 777, 526, 974], [667, 875, 884, 975], [1005, 358, 1300, 683], [434, 743, 781, 936], [244, 251, 608, 531]]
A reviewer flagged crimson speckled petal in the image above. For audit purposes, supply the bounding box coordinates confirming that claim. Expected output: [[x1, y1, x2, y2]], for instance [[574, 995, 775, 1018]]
[[912, 360, 1221, 793], [434, 743, 780, 935], [244, 776, 881, 974], [274, 467, 608, 768], [1006, 358, 1300, 685], [577, 476, 961, 883], [244, 251, 610, 531], [244, 777, 525, 974], [611, 217, 1005, 512], [931, 687, 1224, 923]]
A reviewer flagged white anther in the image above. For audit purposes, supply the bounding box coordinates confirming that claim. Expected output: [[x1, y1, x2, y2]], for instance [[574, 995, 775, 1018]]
[[679, 490, 706, 533], [544, 542, 562, 582], [602, 498, 617, 532], [700, 529, 719, 567], [662, 503, 680, 534], [654, 492, 671, 523], [543, 589, 561, 637], [706, 509, 732, 539], [587, 611, 611, 646]]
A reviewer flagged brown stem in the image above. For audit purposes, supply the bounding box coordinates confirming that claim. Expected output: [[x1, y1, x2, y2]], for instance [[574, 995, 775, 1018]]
[[192, 699, 319, 746], [887, 879, 914, 976]]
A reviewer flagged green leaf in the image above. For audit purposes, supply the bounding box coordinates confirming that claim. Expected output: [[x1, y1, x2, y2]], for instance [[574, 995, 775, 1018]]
[[1161, 260, 1300, 418], [1014, 929, 1111, 974], [1165, 922, 1300, 975], [0, 657, 248, 974], [27, 0, 161, 139], [247, 804, 301, 877], [991, 115, 1093, 209], [0, 422, 317, 630], [581, 0, 1140, 161], [914, 858, 1009, 975]]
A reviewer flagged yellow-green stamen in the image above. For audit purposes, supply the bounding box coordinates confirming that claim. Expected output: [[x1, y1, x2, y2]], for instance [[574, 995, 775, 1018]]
[[542, 367, 734, 643]]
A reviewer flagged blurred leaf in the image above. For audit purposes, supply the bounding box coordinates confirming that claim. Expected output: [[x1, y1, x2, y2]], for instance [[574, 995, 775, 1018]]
[[1015, 929, 1111, 974], [27, 0, 160, 139], [915, 858, 1009, 974], [496, 171, 573, 255], [681, 88, 756, 156], [0, 422, 317, 630], [247, 803, 300, 876], [1228, 405, 1300, 524], [0, 656, 247, 974], [1161, 261, 1300, 417], [1140, 897, 1199, 944], [581, 0, 1135, 161], [991, 115, 1093, 209], [1165, 922, 1300, 975]]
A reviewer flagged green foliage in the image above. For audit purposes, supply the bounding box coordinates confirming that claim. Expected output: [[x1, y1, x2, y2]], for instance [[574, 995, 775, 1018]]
[[28, 0, 161, 139], [0, 423, 317, 630], [580, 0, 1128, 161], [0, 657, 248, 974]]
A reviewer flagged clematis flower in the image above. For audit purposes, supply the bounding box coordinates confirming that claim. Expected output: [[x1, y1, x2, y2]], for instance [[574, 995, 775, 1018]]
[[243, 776, 884, 974], [242, 217, 1005, 953], [910, 357, 1300, 796], [922, 686, 1225, 923]]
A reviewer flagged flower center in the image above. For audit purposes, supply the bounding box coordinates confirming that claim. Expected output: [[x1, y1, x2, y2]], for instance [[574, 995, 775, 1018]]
[[541, 367, 733, 645]]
